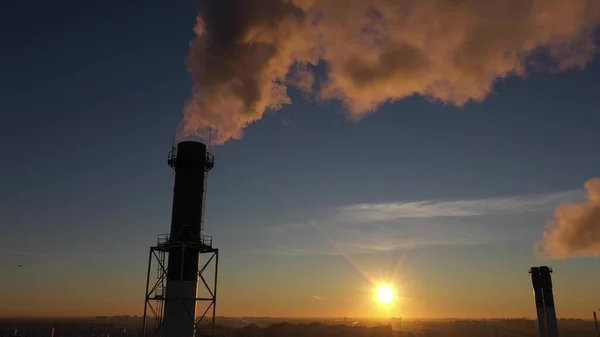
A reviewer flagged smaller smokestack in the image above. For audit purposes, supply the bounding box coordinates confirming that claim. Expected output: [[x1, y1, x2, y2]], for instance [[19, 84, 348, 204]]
[[540, 266, 559, 337], [530, 267, 547, 337], [594, 311, 598, 337]]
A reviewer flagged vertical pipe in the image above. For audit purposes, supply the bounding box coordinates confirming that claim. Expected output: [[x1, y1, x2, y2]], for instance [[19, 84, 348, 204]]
[[540, 266, 559, 337], [594, 311, 598, 337], [142, 249, 152, 337], [530, 267, 547, 337]]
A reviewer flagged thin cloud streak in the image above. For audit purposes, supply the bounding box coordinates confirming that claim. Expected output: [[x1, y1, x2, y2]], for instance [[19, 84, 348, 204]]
[[259, 227, 484, 257], [337, 190, 578, 224], [267, 222, 306, 233], [263, 190, 579, 256], [255, 244, 341, 257], [333, 237, 481, 253]]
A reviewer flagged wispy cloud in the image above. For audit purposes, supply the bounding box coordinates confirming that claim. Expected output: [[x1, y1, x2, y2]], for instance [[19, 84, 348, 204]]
[[312, 295, 325, 301], [263, 190, 579, 256], [336, 190, 578, 224], [255, 244, 340, 257], [331, 236, 481, 253], [267, 222, 306, 233]]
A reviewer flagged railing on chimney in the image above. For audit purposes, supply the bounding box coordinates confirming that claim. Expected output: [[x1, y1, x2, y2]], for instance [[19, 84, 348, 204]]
[[157, 233, 213, 247]]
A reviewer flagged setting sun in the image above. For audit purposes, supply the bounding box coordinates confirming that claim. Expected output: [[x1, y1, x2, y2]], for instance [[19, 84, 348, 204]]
[[375, 284, 395, 304]]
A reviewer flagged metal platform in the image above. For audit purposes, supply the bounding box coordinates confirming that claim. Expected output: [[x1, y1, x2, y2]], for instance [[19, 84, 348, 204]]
[[168, 148, 214, 172]]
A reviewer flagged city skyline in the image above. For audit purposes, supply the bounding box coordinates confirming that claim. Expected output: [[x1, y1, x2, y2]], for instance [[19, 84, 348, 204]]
[[1, 0, 600, 319]]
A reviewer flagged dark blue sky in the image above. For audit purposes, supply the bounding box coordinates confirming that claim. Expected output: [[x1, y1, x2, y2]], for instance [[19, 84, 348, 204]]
[[1, 0, 600, 318]]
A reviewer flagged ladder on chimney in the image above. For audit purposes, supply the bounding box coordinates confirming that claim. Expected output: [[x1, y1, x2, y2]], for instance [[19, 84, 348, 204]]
[[155, 249, 166, 327], [201, 131, 212, 234], [201, 171, 208, 234]]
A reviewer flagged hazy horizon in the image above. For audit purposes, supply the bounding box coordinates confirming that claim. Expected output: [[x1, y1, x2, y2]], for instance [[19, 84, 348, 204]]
[[1, 315, 594, 321]]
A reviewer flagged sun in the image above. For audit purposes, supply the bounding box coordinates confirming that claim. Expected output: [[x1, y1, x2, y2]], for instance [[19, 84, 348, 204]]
[[375, 284, 395, 304]]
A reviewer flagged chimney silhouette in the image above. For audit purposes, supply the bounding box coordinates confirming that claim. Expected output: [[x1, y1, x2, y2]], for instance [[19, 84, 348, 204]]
[[593, 311, 598, 337], [530, 267, 547, 337], [162, 141, 212, 337], [540, 266, 559, 337]]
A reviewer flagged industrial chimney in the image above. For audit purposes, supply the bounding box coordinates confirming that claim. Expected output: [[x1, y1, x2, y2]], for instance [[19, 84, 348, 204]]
[[593, 311, 599, 337], [529, 266, 560, 337], [143, 141, 219, 337], [530, 267, 547, 337], [539, 266, 559, 337]]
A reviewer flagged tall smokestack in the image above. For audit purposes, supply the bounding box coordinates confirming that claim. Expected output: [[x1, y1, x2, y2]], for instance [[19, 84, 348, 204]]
[[593, 311, 598, 337], [161, 141, 213, 337], [530, 267, 547, 337], [540, 266, 559, 337]]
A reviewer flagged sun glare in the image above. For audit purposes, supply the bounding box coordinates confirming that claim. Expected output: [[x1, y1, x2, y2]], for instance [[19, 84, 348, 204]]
[[375, 284, 395, 304]]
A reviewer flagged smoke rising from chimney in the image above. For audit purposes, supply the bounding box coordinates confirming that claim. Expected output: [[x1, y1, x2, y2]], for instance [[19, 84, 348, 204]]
[[539, 178, 600, 259], [181, 0, 600, 144]]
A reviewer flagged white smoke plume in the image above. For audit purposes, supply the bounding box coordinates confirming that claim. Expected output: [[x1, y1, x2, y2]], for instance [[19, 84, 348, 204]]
[[539, 178, 600, 259], [181, 0, 600, 144]]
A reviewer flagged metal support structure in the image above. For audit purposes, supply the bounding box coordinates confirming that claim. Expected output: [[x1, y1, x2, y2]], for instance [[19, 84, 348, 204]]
[[143, 235, 219, 337]]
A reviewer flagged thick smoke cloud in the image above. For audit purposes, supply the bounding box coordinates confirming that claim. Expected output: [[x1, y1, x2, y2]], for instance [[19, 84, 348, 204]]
[[182, 0, 600, 144], [539, 178, 600, 259]]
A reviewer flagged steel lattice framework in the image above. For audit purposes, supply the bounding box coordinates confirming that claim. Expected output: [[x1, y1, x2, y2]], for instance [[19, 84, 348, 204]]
[[142, 235, 219, 337]]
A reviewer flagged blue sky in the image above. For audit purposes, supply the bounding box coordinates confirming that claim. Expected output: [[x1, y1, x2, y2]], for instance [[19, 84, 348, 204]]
[[1, 0, 600, 318]]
